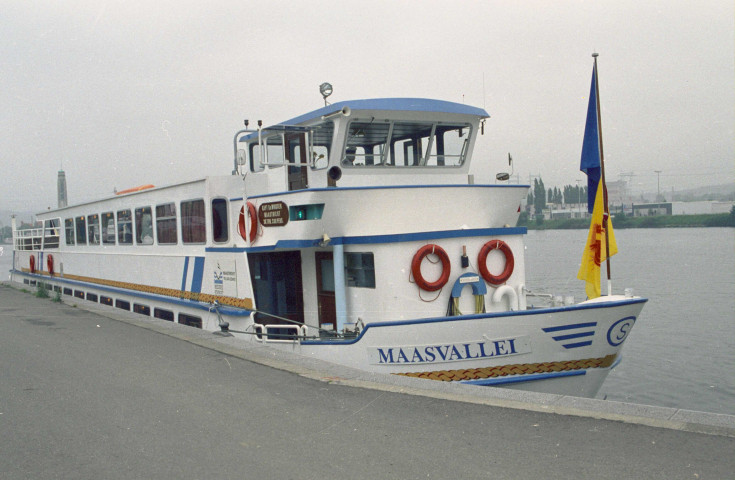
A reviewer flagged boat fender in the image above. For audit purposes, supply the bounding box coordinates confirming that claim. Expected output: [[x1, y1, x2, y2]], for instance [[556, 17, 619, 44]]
[[238, 202, 258, 243], [492, 285, 519, 311], [29, 255, 35, 274], [411, 244, 450, 292], [478, 240, 514, 285], [47, 254, 54, 276]]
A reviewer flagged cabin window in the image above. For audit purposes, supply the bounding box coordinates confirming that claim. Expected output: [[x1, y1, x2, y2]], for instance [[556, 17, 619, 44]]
[[211, 198, 228, 243], [133, 304, 151, 316], [154, 308, 174, 321], [43, 218, 60, 249], [86, 292, 98, 302], [102, 212, 116, 245], [65, 218, 74, 245], [181, 199, 205, 244], [100, 295, 113, 306], [115, 299, 131, 310], [117, 209, 133, 245], [75, 216, 87, 245], [156, 203, 177, 245], [178, 313, 202, 329], [344, 252, 376, 288], [87, 214, 100, 245], [74, 290, 85, 299], [135, 206, 154, 245], [341, 121, 471, 167]]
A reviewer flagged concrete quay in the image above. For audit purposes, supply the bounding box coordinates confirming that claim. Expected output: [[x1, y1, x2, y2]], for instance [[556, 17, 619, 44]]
[[1, 283, 733, 480]]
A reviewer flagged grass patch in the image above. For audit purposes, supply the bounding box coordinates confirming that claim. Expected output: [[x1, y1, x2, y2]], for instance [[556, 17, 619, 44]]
[[35, 282, 49, 298]]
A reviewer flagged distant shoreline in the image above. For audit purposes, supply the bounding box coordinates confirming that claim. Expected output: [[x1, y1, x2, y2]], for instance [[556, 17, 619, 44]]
[[520, 212, 735, 230]]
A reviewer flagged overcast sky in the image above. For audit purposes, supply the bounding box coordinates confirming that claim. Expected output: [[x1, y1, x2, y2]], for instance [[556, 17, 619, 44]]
[[1, 0, 733, 213]]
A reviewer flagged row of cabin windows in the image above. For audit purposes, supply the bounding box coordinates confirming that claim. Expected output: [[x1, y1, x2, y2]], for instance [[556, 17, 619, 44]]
[[63, 198, 229, 247], [50, 285, 203, 328]]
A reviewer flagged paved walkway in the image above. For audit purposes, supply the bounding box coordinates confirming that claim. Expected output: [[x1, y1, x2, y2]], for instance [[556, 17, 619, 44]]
[[1, 283, 733, 480]]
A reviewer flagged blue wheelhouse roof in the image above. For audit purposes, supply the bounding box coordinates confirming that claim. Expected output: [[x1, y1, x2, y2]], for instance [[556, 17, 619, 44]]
[[239, 98, 489, 142]]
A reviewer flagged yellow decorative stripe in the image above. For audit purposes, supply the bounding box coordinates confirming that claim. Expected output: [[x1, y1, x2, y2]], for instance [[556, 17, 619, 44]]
[[394, 354, 617, 382], [20, 269, 252, 310]]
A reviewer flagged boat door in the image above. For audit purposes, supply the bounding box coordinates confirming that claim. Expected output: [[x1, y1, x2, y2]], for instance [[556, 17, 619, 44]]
[[285, 133, 308, 191], [247, 251, 304, 326], [315, 252, 336, 330]]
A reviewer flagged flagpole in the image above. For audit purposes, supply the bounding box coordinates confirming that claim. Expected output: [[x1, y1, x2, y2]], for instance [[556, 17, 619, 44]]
[[592, 52, 613, 296]]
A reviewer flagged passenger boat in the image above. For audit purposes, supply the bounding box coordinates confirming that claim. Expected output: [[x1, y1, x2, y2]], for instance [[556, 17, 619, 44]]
[[9, 96, 646, 398]]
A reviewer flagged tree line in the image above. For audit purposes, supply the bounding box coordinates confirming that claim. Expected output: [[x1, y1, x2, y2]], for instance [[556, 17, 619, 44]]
[[527, 178, 588, 215]]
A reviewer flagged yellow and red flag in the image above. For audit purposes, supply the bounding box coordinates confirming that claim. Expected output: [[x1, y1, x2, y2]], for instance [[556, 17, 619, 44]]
[[577, 178, 617, 298]]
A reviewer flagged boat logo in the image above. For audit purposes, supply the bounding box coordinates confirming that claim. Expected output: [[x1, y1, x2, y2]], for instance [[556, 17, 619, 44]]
[[542, 322, 597, 349], [606, 316, 635, 346]]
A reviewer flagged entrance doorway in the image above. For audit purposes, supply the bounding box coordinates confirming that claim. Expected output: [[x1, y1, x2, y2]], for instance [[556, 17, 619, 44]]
[[315, 252, 336, 330], [247, 251, 304, 326]]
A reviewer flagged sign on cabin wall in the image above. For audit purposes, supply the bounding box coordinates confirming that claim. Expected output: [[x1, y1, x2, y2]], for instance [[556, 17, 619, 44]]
[[213, 260, 238, 297], [258, 201, 289, 227]]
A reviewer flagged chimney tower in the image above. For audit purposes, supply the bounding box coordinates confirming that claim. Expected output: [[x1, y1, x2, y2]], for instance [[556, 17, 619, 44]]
[[57, 170, 68, 208]]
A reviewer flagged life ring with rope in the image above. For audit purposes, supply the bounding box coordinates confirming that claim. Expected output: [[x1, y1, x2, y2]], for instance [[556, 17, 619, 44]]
[[238, 202, 258, 243], [47, 254, 54, 276], [478, 240, 514, 285], [411, 244, 451, 292], [29, 255, 36, 274]]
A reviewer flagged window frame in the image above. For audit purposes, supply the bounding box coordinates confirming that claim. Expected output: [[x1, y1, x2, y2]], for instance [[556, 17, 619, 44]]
[[180, 199, 206, 245], [211, 197, 229, 244], [117, 209, 133, 245], [87, 213, 100, 245], [135, 206, 154, 245], [155, 202, 178, 245]]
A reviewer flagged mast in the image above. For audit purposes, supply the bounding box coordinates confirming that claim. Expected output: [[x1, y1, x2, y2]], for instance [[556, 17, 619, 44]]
[[592, 53, 613, 296]]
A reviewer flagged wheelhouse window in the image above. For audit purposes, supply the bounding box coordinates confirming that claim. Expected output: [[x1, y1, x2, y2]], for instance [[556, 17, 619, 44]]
[[250, 135, 285, 172], [64, 218, 74, 245], [156, 203, 177, 245], [211, 198, 228, 243], [181, 199, 205, 244], [102, 212, 116, 245], [43, 218, 60, 249], [87, 214, 100, 245], [75, 216, 87, 245], [248, 121, 333, 172], [135, 206, 154, 245], [117, 209, 133, 245], [341, 120, 471, 168]]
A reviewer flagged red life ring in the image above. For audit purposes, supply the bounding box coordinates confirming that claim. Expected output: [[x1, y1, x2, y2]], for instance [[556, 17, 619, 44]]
[[478, 240, 514, 285], [47, 254, 54, 276], [238, 202, 258, 243], [411, 244, 451, 292], [29, 255, 36, 274]]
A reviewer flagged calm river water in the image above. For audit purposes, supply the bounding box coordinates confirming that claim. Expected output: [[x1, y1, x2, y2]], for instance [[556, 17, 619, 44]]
[[2, 227, 734, 414], [525, 227, 735, 415]]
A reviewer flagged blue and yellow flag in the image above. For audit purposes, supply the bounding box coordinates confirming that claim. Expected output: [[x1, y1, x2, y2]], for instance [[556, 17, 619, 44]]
[[578, 61, 617, 298], [577, 178, 617, 298], [580, 65, 601, 213]]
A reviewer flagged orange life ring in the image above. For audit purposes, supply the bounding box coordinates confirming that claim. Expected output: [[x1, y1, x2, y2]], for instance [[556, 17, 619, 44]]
[[29, 255, 36, 274], [478, 240, 514, 285], [238, 202, 257, 243], [47, 254, 54, 276], [411, 244, 451, 292]]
